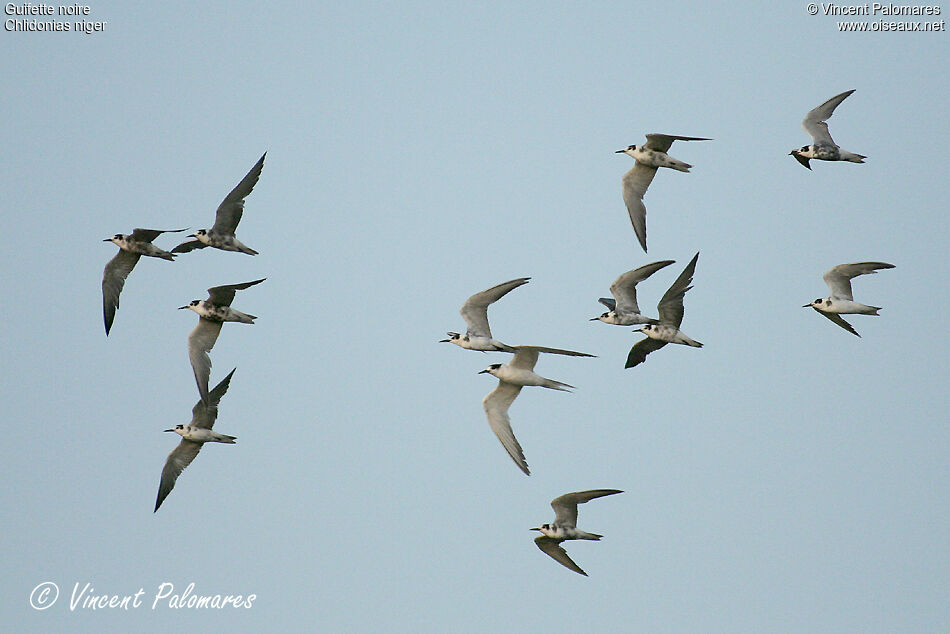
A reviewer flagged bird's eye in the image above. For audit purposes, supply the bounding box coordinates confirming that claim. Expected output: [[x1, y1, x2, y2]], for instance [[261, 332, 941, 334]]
[[801, 146, 808, 152], [191, 300, 199, 306], [113, 234, 122, 239]]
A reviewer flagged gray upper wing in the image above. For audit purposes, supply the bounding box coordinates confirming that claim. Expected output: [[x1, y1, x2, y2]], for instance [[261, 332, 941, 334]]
[[822, 262, 893, 300], [130, 227, 187, 243], [459, 277, 530, 338], [206, 278, 266, 306], [188, 318, 224, 402], [507, 347, 541, 370], [155, 440, 202, 512], [625, 337, 667, 369], [802, 90, 854, 147], [817, 310, 861, 337], [609, 260, 676, 315], [190, 368, 236, 428], [812, 306, 861, 337], [643, 134, 711, 153], [211, 153, 266, 234], [512, 345, 594, 359], [656, 252, 699, 327], [171, 239, 207, 254], [621, 164, 656, 253], [102, 249, 141, 335], [482, 381, 529, 475], [550, 489, 623, 527], [534, 536, 587, 576]]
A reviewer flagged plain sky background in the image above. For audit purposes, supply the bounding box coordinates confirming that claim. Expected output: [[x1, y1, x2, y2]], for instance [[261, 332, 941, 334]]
[[2, 2, 948, 632]]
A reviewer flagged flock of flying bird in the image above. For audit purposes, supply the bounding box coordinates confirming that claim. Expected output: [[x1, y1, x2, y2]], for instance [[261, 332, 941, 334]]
[[442, 89, 894, 576], [98, 89, 894, 574], [101, 153, 268, 512]]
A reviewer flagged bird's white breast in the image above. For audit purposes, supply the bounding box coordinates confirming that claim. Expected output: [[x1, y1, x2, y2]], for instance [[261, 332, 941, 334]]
[[494, 366, 544, 386]]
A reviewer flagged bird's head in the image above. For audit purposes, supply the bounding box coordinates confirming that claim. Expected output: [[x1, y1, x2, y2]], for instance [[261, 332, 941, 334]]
[[590, 312, 611, 322], [178, 300, 201, 311], [440, 332, 461, 343], [164, 424, 185, 434], [615, 144, 637, 156], [478, 364, 502, 375], [104, 233, 125, 244]]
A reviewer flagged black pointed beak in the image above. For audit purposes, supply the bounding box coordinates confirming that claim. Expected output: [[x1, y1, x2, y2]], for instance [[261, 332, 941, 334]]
[[802, 304, 812, 308], [589, 317, 599, 321], [614, 149, 625, 153], [163, 429, 175, 432], [439, 339, 450, 343], [103, 238, 112, 242], [478, 369, 490, 374], [178, 306, 189, 310], [529, 527, 541, 532]]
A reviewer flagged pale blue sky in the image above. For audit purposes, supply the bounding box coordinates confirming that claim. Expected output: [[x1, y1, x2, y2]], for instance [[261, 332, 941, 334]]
[[2, 2, 948, 632]]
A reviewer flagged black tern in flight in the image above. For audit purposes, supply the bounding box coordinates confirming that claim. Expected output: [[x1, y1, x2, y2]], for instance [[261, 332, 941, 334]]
[[789, 90, 866, 169], [180, 279, 265, 402], [102, 227, 186, 335], [442, 278, 530, 352], [804, 261, 894, 336], [479, 346, 593, 475], [591, 260, 676, 325], [155, 368, 238, 512], [617, 134, 710, 252], [172, 153, 265, 256], [625, 252, 702, 369], [531, 489, 623, 576]]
